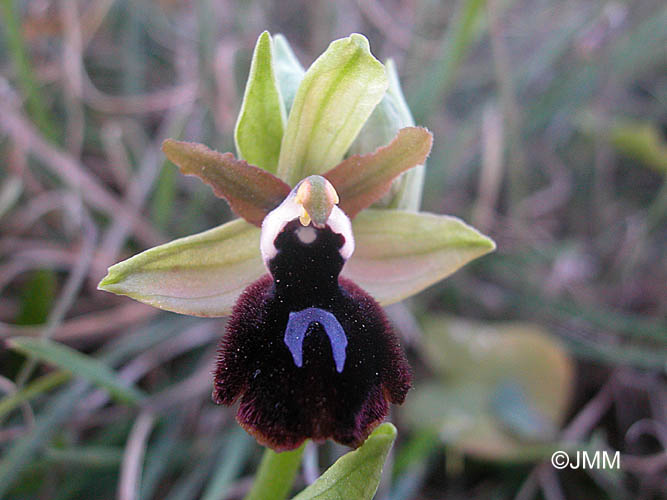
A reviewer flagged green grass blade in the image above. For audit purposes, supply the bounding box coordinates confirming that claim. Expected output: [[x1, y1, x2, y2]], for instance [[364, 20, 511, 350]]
[[0, 0, 58, 139], [0, 382, 89, 498], [0, 370, 71, 419], [140, 413, 187, 500], [409, 0, 486, 122], [151, 161, 177, 230], [8, 337, 146, 405], [200, 428, 254, 500], [44, 446, 124, 467]]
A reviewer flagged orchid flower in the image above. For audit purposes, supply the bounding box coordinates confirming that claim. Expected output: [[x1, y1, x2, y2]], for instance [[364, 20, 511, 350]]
[[98, 32, 495, 451]]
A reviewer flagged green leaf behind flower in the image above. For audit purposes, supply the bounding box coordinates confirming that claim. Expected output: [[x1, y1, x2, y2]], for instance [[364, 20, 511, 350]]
[[325, 127, 432, 218], [235, 31, 286, 173], [163, 139, 290, 227], [348, 60, 412, 158], [344, 209, 495, 305], [272, 34, 305, 115], [383, 59, 426, 210], [98, 219, 265, 317], [404, 318, 573, 462], [291, 423, 397, 500], [277, 34, 388, 186], [349, 59, 425, 211]]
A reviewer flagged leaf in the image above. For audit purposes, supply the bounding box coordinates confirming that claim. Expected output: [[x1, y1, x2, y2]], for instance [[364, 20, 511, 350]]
[[343, 209, 495, 305], [200, 428, 253, 500], [291, 423, 397, 500], [407, 381, 561, 462], [44, 446, 123, 467], [163, 139, 290, 227], [0, 370, 70, 419], [0, 382, 89, 498], [273, 33, 305, 114], [151, 161, 177, 229], [0, 174, 23, 219], [0, 0, 59, 140], [609, 120, 667, 174], [348, 59, 425, 211], [16, 269, 56, 325], [403, 318, 574, 462], [383, 59, 425, 210], [235, 31, 286, 173], [408, 0, 486, 122], [0, 316, 185, 498], [140, 413, 186, 500], [98, 219, 265, 317], [277, 34, 388, 186], [324, 127, 432, 218], [8, 337, 145, 404], [491, 380, 556, 440]]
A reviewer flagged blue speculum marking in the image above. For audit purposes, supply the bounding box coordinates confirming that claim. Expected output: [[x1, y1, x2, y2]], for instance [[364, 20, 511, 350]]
[[284, 307, 348, 373]]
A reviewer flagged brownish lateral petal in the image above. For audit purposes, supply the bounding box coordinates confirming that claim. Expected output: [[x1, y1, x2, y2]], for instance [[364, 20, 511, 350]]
[[162, 139, 291, 227], [324, 127, 433, 218]]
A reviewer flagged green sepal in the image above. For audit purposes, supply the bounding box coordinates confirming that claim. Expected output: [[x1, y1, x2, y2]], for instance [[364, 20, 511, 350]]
[[277, 34, 388, 186], [234, 31, 286, 173], [344, 209, 495, 305], [349, 59, 425, 211], [272, 33, 305, 115], [98, 219, 265, 317]]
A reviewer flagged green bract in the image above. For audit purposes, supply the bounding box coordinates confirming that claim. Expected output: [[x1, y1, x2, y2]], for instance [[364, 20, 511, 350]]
[[272, 34, 305, 114], [98, 32, 495, 319], [291, 423, 397, 500], [277, 34, 388, 185], [350, 59, 424, 210], [234, 31, 286, 173]]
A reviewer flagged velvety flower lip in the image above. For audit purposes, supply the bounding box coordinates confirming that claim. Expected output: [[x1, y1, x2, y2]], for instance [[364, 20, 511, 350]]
[[214, 275, 411, 451], [214, 179, 411, 451], [213, 194, 412, 450]]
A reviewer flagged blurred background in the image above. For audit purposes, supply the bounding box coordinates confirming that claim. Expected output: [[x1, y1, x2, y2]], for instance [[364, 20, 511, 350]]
[[0, 0, 665, 499]]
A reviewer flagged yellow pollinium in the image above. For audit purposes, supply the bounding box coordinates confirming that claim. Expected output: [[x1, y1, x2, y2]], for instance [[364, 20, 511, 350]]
[[294, 175, 339, 228]]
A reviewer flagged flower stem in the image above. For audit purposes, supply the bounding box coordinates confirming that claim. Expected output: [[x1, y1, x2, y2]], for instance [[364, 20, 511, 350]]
[[244, 443, 305, 500]]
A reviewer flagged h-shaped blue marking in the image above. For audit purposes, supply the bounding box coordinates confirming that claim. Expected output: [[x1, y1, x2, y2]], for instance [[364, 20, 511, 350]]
[[284, 307, 348, 373]]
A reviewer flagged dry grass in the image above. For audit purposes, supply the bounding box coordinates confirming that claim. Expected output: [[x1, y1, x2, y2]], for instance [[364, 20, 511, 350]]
[[0, 1, 665, 499]]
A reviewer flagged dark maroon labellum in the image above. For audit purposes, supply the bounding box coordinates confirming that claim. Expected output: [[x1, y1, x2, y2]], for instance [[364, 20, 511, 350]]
[[213, 219, 411, 451]]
